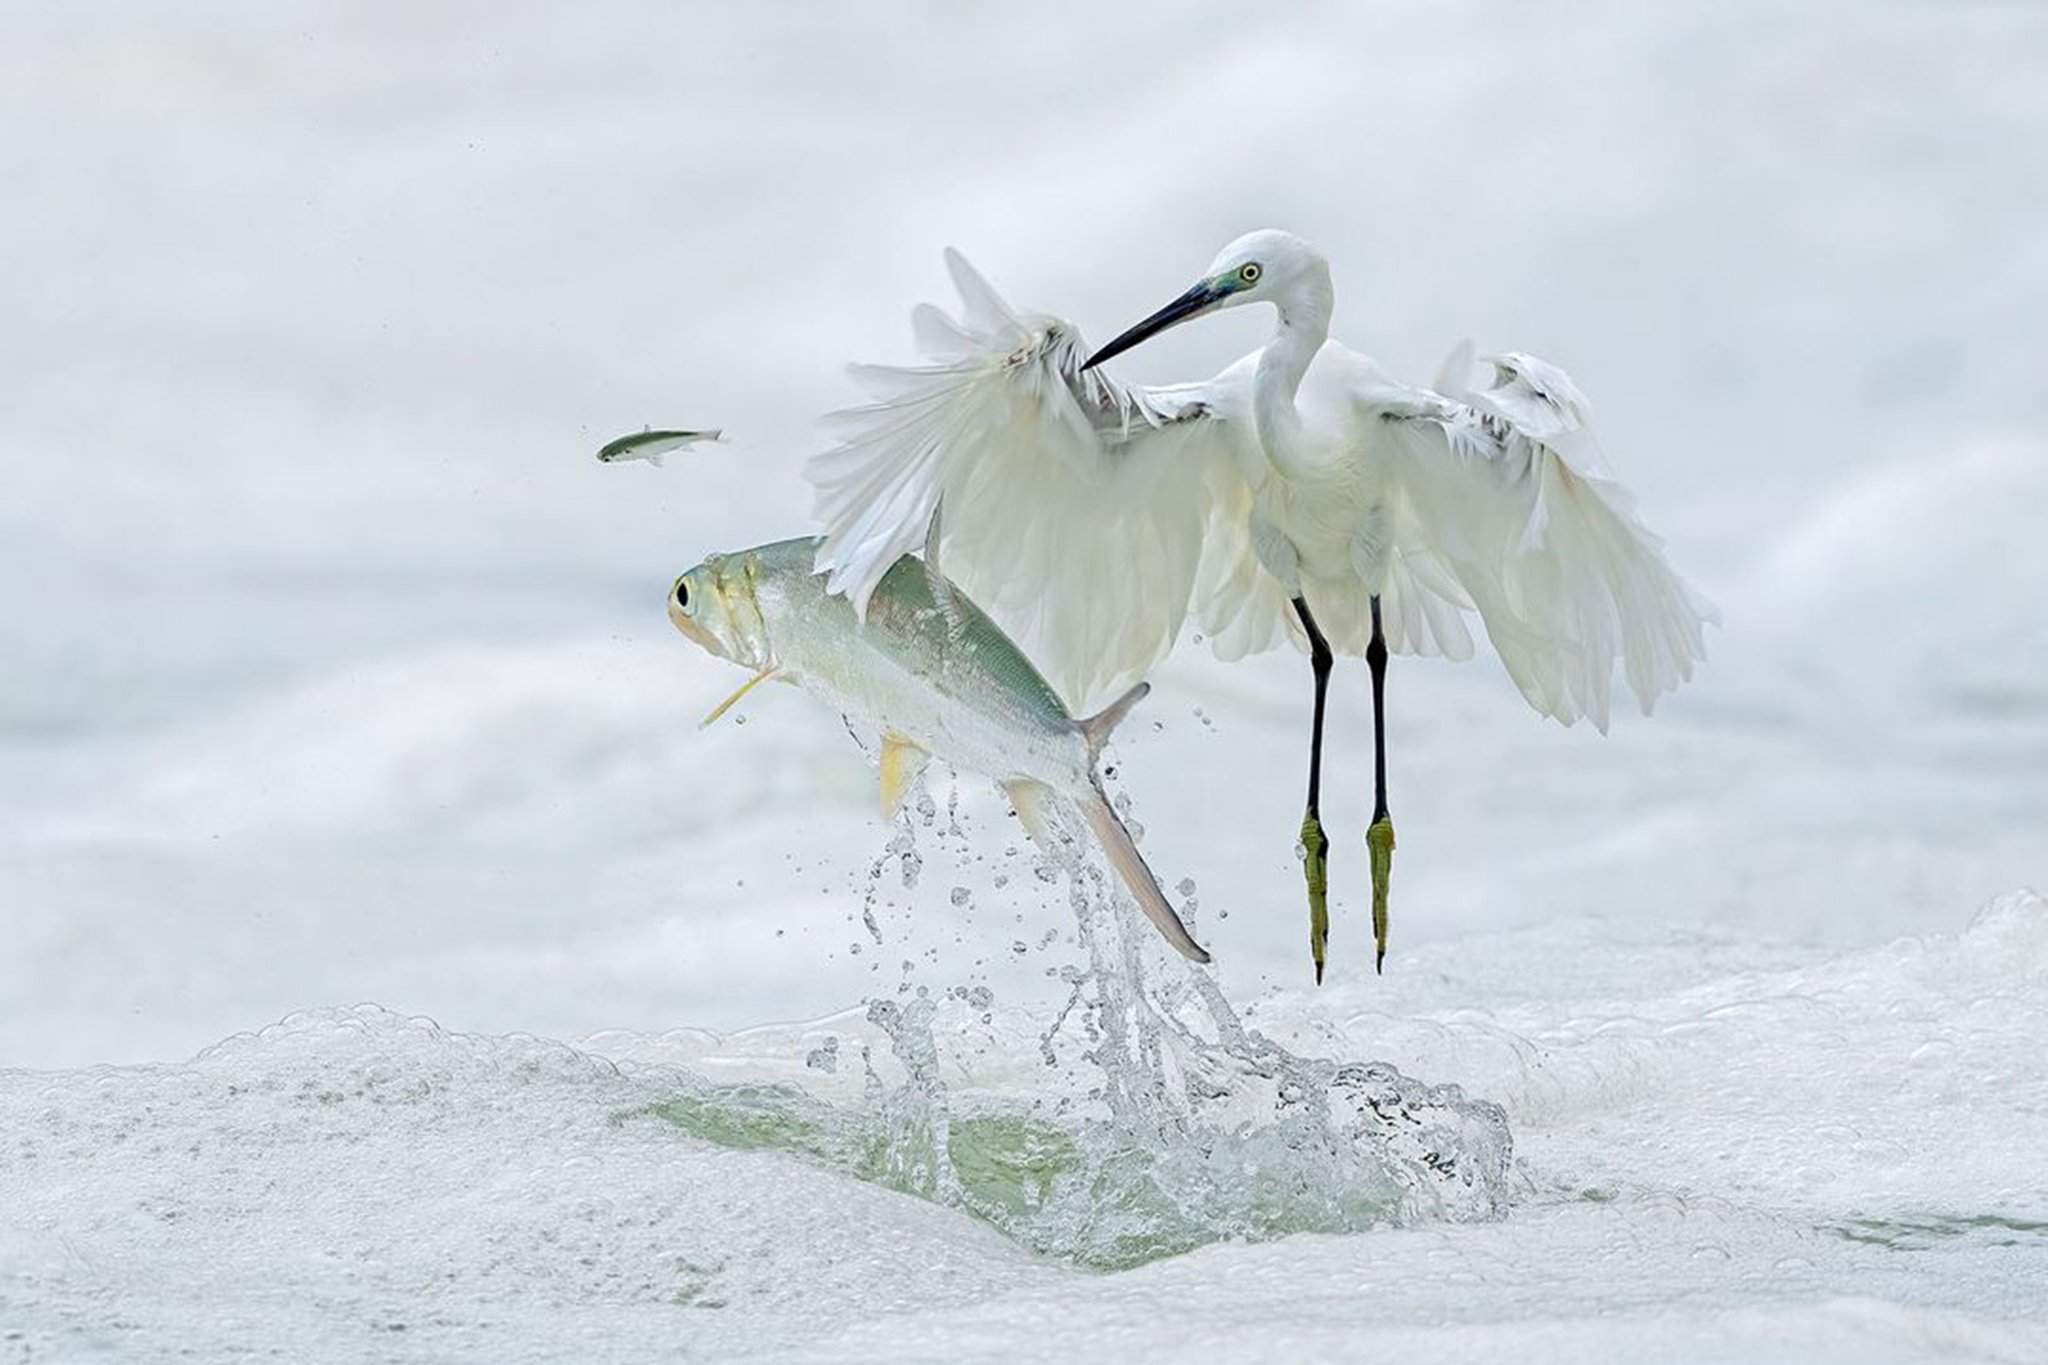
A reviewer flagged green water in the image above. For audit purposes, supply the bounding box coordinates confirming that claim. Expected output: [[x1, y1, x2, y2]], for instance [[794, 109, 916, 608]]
[[620, 819, 1515, 1271], [1828, 1211, 2048, 1251]]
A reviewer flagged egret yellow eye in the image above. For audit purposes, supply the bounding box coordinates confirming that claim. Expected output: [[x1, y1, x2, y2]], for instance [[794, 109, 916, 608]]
[[1239, 263, 1262, 284]]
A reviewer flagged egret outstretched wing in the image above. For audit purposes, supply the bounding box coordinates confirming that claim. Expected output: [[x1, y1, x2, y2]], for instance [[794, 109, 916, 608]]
[[807, 249, 1253, 708], [1365, 343, 1718, 730]]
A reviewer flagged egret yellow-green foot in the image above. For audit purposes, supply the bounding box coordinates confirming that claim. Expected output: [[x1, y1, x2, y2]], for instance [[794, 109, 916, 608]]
[[1366, 815, 1394, 972], [1301, 810, 1331, 983], [1291, 596, 1335, 984], [1365, 595, 1393, 974]]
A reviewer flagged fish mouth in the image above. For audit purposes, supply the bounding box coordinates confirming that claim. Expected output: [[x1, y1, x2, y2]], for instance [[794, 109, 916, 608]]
[[668, 592, 731, 661]]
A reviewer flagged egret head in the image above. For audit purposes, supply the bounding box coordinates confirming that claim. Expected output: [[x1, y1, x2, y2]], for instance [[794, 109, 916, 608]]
[[1083, 229, 1327, 370], [668, 552, 773, 670]]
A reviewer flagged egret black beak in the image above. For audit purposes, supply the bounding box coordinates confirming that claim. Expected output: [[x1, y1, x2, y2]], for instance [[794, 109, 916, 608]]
[[1081, 280, 1227, 371]]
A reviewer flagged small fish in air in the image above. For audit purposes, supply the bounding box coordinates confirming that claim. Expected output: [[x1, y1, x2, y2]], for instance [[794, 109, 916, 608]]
[[596, 429, 724, 466], [668, 537, 1210, 963]]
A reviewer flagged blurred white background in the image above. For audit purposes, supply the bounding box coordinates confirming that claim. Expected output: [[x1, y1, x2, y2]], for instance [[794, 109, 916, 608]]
[[4, 0, 2044, 1068]]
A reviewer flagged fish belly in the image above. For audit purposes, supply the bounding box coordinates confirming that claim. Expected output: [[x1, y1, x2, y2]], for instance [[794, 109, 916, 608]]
[[790, 639, 1085, 795]]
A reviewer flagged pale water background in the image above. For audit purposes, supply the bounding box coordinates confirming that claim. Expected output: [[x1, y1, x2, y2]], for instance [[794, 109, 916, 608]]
[[3, 2, 2046, 1360]]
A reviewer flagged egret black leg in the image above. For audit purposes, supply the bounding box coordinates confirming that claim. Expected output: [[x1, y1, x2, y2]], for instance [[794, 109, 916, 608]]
[[1292, 596, 1334, 983], [1365, 595, 1395, 973]]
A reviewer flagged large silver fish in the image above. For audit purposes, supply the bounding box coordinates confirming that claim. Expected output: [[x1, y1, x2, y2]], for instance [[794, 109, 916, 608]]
[[668, 537, 1210, 963]]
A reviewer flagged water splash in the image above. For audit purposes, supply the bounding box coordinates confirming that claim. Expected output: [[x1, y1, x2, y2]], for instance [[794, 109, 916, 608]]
[[637, 787, 1514, 1269]]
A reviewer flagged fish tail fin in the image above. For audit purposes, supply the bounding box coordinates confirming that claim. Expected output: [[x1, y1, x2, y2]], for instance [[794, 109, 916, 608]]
[[1076, 681, 1151, 762], [1078, 780, 1210, 964]]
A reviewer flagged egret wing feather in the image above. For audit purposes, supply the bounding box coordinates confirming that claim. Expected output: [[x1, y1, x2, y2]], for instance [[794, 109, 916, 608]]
[[808, 251, 1254, 709], [1364, 348, 1717, 730]]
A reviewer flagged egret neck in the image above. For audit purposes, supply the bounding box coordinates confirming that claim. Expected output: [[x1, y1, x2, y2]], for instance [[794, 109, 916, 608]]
[[1251, 260, 1333, 481]]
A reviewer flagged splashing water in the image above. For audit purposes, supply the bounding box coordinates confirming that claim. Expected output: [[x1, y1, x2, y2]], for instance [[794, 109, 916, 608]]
[[635, 781, 1515, 1270]]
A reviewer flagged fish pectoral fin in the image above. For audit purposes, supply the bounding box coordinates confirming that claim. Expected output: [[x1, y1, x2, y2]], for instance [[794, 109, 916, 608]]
[[879, 733, 930, 817], [1002, 779, 1061, 850], [700, 667, 778, 729]]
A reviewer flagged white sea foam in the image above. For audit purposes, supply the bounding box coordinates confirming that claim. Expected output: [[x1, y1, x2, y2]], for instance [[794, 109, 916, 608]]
[[6, 892, 2043, 1360]]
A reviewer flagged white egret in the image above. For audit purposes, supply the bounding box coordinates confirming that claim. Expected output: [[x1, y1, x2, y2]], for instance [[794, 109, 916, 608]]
[[807, 231, 1715, 979]]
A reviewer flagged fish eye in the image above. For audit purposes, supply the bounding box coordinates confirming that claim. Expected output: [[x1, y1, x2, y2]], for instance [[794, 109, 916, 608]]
[[672, 576, 691, 611], [1239, 263, 1262, 284]]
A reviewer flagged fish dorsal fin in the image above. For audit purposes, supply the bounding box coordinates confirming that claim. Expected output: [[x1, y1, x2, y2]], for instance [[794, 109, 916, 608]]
[[1002, 779, 1060, 849], [921, 495, 968, 641], [1076, 681, 1151, 759], [879, 733, 930, 817]]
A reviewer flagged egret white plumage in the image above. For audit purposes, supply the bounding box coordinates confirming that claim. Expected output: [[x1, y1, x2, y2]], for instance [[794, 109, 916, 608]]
[[807, 230, 1716, 979]]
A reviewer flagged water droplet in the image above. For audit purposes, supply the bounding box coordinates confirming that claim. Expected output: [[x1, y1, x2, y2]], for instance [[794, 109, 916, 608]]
[[721, 777, 1519, 1266]]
